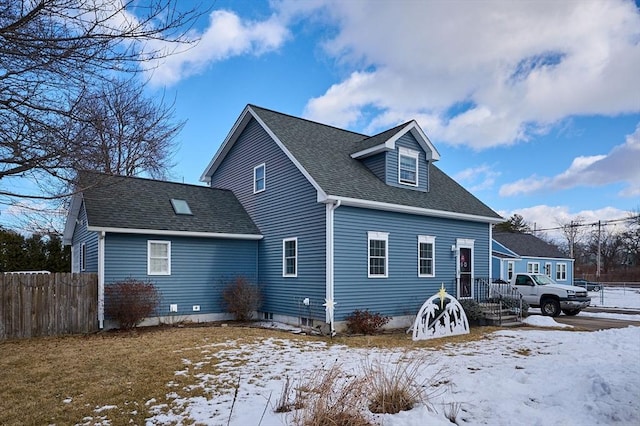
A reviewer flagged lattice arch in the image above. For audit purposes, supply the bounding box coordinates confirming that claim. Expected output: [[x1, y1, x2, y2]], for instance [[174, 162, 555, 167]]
[[412, 284, 469, 341]]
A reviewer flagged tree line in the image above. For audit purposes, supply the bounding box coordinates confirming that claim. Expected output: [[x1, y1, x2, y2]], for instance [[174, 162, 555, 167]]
[[0, 228, 70, 273]]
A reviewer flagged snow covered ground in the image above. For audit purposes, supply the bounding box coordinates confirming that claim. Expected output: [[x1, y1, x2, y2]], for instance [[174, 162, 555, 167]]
[[145, 286, 640, 426]]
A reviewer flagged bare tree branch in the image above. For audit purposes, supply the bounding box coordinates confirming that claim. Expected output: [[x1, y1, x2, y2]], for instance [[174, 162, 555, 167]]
[[0, 0, 203, 200]]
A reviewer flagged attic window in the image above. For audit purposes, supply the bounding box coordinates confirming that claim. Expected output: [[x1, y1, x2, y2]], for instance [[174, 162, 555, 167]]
[[170, 199, 192, 215], [398, 147, 419, 186]]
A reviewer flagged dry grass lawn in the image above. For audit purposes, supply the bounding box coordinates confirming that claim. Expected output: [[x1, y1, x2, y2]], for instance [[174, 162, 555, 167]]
[[0, 323, 498, 425]]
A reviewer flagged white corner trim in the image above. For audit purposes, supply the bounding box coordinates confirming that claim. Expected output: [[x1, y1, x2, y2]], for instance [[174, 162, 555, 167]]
[[63, 194, 84, 245], [200, 107, 254, 182]]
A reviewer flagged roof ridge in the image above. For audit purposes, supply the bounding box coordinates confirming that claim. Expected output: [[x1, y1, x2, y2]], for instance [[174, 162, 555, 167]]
[[79, 170, 216, 191], [248, 104, 370, 138]]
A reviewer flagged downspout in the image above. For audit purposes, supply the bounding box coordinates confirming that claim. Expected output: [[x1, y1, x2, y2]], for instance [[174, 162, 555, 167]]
[[326, 199, 341, 336], [98, 231, 105, 329], [489, 224, 493, 282]]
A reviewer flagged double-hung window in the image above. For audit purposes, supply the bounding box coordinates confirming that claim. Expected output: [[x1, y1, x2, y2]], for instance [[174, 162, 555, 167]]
[[556, 263, 567, 281], [368, 231, 388, 278], [283, 238, 297, 277], [418, 235, 435, 277], [527, 262, 539, 274], [148, 240, 171, 275], [544, 263, 552, 277], [398, 148, 419, 186], [254, 163, 265, 193]]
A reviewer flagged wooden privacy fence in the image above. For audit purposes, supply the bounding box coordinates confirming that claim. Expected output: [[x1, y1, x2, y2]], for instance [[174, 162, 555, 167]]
[[0, 273, 98, 340]]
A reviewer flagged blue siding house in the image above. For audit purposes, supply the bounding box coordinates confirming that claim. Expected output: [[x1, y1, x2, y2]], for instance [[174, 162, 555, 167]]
[[65, 104, 503, 332], [492, 231, 574, 284], [63, 172, 261, 328]]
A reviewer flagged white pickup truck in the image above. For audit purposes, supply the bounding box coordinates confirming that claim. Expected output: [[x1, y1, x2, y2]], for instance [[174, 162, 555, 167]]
[[492, 273, 591, 317]]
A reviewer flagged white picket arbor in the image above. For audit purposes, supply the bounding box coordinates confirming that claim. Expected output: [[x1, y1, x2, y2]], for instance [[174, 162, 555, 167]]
[[412, 284, 469, 341]]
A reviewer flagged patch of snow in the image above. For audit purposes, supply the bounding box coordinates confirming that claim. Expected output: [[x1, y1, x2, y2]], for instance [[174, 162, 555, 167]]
[[141, 285, 640, 425], [93, 405, 117, 413], [523, 315, 573, 328]]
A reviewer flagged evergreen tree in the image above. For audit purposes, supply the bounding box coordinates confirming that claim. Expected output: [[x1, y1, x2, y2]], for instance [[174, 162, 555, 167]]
[[494, 214, 532, 233]]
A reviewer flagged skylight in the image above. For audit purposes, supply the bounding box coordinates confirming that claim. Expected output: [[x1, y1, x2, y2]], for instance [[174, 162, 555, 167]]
[[170, 199, 192, 215]]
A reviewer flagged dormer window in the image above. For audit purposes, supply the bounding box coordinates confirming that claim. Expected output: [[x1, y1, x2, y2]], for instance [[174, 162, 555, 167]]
[[398, 147, 419, 186]]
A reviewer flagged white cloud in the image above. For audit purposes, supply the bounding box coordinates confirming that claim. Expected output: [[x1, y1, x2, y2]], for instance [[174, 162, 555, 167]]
[[145, 10, 289, 86], [499, 124, 640, 196], [453, 165, 500, 192], [288, 0, 640, 148]]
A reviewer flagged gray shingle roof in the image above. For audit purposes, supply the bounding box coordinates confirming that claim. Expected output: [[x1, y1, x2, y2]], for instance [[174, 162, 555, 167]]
[[249, 105, 501, 220], [353, 122, 410, 153], [493, 231, 567, 259], [78, 171, 260, 236]]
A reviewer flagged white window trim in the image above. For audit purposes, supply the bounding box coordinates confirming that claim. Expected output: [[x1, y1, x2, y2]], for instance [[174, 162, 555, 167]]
[[507, 260, 514, 280], [148, 240, 171, 276], [283, 237, 298, 277], [527, 262, 540, 274], [556, 262, 567, 281], [253, 163, 266, 194], [544, 263, 552, 277], [417, 235, 436, 277], [368, 231, 389, 278], [398, 147, 419, 187], [80, 242, 86, 272]]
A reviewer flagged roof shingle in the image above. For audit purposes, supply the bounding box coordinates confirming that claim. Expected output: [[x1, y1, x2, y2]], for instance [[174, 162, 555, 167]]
[[493, 231, 567, 258], [78, 171, 260, 236], [249, 105, 501, 220]]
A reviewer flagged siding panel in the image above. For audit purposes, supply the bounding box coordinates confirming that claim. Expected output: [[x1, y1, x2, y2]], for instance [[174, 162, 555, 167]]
[[333, 206, 490, 320], [104, 233, 258, 316], [71, 202, 98, 273], [209, 118, 327, 321], [362, 153, 386, 182]]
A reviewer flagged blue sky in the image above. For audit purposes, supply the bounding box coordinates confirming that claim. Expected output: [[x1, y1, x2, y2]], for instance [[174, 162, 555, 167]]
[[4, 0, 640, 238]]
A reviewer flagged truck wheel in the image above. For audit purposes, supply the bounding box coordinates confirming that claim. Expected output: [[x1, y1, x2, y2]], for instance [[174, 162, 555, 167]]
[[562, 309, 580, 316], [541, 298, 560, 317]]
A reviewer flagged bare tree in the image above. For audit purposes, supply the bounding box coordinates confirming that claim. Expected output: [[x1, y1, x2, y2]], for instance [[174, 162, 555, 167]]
[[557, 216, 587, 259], [620, 209, 640, 267], [586, 226, 624, 275], [66, 78, 184, 180], [0, 0, 201, 200]]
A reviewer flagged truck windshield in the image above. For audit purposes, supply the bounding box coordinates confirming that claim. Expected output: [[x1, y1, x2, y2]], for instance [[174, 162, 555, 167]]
[[532, 275, 555, 286]]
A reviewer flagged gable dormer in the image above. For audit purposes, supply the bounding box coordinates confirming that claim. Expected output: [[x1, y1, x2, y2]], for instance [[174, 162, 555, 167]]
[[351, 121, 440, 192]]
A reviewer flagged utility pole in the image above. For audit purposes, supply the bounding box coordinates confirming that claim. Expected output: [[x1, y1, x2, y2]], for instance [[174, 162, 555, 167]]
[[569, 221, 574, 259], [596, 220, 601, 279]]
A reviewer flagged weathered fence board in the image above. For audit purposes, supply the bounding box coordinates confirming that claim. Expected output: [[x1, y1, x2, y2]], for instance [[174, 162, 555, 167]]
[[0, 273, 98, 340]]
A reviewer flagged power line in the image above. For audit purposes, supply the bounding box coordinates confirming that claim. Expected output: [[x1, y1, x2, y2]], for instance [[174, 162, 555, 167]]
[[533, 215, 639, 233]]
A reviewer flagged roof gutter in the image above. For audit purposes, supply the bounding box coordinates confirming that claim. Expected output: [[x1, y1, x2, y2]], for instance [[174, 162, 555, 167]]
[[86, 226, 263, 240], [321, 195, 504, 224]]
